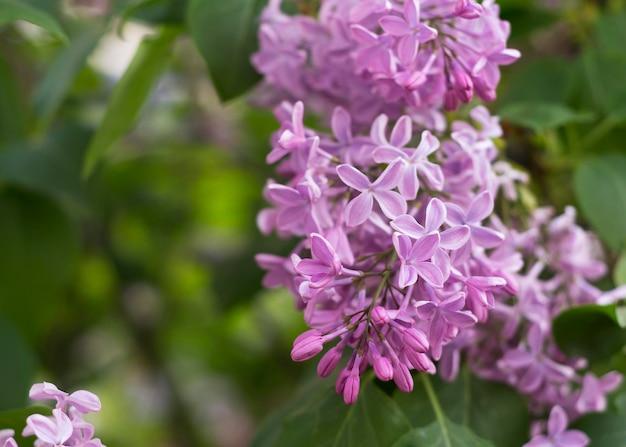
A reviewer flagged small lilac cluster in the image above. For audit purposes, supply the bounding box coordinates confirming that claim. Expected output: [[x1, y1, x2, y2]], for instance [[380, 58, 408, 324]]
[[0, 382, 105, 447], [252, 0, 519, 129], [253, 0, 623, 444], [448, 206, 626, 423]]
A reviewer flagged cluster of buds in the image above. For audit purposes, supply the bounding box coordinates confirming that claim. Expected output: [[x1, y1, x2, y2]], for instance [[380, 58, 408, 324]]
[[0, 382, 105, 447]]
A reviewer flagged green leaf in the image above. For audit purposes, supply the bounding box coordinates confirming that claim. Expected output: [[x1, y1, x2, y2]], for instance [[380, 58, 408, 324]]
[[82, 26, 179, 177], [574, 153, 626, 251], [395, 372, 529, 447], [123, 0, 189, 25], [0, 0, 68, 42], [251, 378, 412, 447], [0, 124, 93, 209], [0, 406, 51, 444], [581, 50, 626, 115], [32, 26, 104, 128], [391, 418, 494, 447], [498, 102, 594, 132], [187, 0, 264, 101], [593, 12, 626, 61], [0, 58, 27, 144], [0, 188, 79, 340], [571, 413, 626, 447], [497, 59, 574, 107], [553, 304, 626, 361], [0, 316, 37, 411]]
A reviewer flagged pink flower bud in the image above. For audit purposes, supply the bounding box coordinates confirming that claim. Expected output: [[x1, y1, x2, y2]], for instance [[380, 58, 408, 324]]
[[317, 346, 343, 377], [291, 330, 324, 362], [343, 374, 360, 405], [371, 306, 389, 325], [393, 363, 414, 393], [444, 90, 459, 111], [336, 367, 350, 395], [373, 356, 394, 382], [403, 328, 429, 353], [405, 349, 436, 374], [454, 71, 473, 103]]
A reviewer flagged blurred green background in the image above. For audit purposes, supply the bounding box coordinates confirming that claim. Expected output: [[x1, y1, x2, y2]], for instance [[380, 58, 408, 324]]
[[1, 0, 626, 446]]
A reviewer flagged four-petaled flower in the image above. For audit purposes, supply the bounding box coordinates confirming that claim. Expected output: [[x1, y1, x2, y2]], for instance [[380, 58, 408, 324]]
[[523, 406, 589, 447], [393, 232, 443, 288], [378, 0, 438, 66], [337, 160, 406, 226]]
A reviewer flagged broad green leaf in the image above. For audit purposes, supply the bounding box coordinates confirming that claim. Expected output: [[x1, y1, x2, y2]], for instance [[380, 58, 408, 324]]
[[82, 27, 179, 177], [0, 124, 92, 209], [497, 59, 574, 107], [0, 188, 79, 340], [251, 378, 411, 447], [574, 153, 626, 251], [594, 12, 626, 60], [0, 406, 51, 444], [0, 58, 27, 144], [32, 26, 104, 128], [391, 418, 494, 447], [187, 0, 264, 101], [581, 50, 626, 115], [0, 0, 68, 42], [553, 304, 626, 361], [123, 0, 189, 25], [498, 102, 594, 132], [395, 372, 529, 447], [0, 316, 37, 411], [571, 413, 626, 447]]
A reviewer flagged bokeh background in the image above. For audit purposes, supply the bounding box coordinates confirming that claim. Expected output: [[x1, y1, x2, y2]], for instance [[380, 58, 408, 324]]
[[1, 0, 626, 446]]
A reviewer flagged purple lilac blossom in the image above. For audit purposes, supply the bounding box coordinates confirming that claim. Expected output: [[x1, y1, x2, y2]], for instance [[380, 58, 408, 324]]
[[253, 1, 624, 446], [251, 0, 520, 128], [0, 382, 105, 447], [523, 406, 589, 447]]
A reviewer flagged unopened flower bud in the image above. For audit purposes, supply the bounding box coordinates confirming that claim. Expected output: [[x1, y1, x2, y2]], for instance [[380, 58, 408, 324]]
[[371, 306, 389, 325], [405, 349, 436, 374], [317, 346, 343, 377], [291, 330, 324, 362], [373, 356, 394, 382], [343, 374, 361, 405], [403, 328, 429, 353], [444, 90, 459, 111], [454, 71, 474, 103], [393, 363, 414, 393]]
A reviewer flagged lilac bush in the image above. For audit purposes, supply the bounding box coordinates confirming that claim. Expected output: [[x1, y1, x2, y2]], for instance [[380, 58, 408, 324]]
[[253, 0, 626, 443]]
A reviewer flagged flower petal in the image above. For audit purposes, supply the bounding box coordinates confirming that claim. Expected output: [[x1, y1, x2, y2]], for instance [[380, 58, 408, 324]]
[[379, 16, 410, 36], [337, 164, 371, 191], [345, 192, 374, 226], [390, 115, 413, 147], [374, 189, 407, 218]]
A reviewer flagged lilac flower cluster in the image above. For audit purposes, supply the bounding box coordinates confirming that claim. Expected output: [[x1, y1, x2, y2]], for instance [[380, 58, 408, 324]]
[[256, 94, 526, 406], [253, 0, 624, 445], [448, 206, 626, 424], [0, 382, 105, 447], [252, 0, 519, 129]]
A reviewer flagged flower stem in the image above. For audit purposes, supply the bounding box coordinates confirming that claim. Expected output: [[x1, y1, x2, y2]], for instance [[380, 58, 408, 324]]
[[422, 374, 452, 447]]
